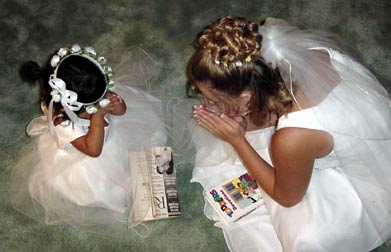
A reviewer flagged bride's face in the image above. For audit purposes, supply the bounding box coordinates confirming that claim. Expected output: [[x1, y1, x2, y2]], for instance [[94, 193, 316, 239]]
[[192, 81, 251, 118]]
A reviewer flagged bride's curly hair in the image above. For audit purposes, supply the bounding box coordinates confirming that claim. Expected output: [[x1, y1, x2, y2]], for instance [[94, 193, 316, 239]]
[[187, 16, 292, 126]]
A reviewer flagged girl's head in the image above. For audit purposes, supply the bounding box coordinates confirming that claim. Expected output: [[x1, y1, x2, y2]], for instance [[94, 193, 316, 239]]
[[187, 16, 292, 126], [20, 45, 113, 116], [55, 55, 107, 104]]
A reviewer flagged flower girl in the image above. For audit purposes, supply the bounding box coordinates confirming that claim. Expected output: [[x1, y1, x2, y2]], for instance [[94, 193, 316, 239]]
[[11, 45, 167, 234]]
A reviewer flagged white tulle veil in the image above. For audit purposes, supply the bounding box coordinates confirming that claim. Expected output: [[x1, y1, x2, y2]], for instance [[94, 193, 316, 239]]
[[259, 17, 391, 244]]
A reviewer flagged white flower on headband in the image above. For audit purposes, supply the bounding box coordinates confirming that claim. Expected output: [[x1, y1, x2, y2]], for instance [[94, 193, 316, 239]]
[[105, 66, 113, 76], [50, 90, 61, 102], [108, 80, 115, 90], [235, 61, 243, 67], [99, 98, 110, 108], [85, 105, 99, 114], [50, 55, 61, 67], [71, 44, 81, 53], [85, 47, 96, 56], [98, 56, 106, 64], [57, 48, 68, 57]]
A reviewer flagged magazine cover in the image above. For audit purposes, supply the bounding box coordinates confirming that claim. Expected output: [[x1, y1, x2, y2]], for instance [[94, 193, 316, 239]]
[[205, 173, 264, 224], [149, 146, 181, 219]]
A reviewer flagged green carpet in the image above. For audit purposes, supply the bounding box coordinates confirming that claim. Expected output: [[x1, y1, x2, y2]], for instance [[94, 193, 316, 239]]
[[1, 0, 390, 251]]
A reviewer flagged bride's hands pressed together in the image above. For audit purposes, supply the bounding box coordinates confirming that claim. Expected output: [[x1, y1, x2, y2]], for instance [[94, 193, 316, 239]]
[[193, 105, 246, 146]]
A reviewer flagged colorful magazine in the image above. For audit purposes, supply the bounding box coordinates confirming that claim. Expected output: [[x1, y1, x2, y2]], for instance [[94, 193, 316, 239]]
[[205, 173, 264, 224]]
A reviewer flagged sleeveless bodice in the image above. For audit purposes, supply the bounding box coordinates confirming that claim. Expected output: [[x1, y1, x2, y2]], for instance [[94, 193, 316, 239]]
[[54, 116, 111, 149], [276, 108, 340, 170]]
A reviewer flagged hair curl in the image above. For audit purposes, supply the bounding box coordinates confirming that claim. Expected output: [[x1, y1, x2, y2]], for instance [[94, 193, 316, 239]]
[[196, 16, 261, 65], [187, 16, 293, 126]]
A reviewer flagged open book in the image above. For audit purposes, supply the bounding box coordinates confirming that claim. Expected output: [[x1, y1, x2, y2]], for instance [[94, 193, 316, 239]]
[[129, 146, 181, 221], [205, 172, 264, 225]]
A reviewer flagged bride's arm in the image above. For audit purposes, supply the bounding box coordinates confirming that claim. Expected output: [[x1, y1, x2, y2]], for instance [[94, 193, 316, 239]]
[[193, 109, 333, 207]]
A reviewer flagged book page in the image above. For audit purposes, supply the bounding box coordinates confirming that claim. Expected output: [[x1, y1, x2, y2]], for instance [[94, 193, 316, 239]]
[[129, 151, 154, 221]]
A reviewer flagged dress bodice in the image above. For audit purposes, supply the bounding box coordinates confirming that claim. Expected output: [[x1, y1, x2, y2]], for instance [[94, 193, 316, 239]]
[[54, 116, 111, 149], [26, 103, 112, 150], [276, 108, 340, 170]]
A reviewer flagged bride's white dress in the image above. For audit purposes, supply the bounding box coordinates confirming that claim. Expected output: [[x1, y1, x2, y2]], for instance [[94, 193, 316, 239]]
[[190, 45, 391, 251], [10, 48, 168, 230], [191, 110, 387, 252]]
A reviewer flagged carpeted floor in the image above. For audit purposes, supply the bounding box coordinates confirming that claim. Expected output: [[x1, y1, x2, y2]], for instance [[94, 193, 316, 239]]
[[1, 0, 390, 251]]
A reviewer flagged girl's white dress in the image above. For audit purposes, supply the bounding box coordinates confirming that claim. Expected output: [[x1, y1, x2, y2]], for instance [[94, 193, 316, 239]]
[[10, 48, 169, 232], [189, 23, 391, 252]]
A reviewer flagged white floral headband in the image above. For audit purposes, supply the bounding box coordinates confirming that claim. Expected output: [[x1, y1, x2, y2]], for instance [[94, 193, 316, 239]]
[[48, 44, 115, 125]]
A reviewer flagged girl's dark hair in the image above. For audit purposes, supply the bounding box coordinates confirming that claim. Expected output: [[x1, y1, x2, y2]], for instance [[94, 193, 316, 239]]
[[19, 61, 42, 85], [57, 56, 107, 104], [19, 52, 107, 114], [187, 16, 292, 125], [19, 57, 57, 111]]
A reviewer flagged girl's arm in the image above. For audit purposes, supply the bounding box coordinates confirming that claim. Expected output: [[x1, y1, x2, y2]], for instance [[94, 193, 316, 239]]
[[193, 108, 333, 207], [71, 94, 125, 157]]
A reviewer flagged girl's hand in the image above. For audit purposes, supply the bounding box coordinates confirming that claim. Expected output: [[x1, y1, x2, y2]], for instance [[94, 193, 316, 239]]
[[96, 92, 126, 116], [193, 105, 246, 145]]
